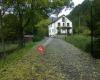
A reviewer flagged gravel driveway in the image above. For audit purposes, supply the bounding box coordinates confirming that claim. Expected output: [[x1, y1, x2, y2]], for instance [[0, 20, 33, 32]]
[[0, 38, 99, 80], [42, 38, 100, 80]]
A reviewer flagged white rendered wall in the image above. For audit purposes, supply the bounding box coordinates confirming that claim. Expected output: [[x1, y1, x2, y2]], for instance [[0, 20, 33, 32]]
[[48, 16, 73, 36]]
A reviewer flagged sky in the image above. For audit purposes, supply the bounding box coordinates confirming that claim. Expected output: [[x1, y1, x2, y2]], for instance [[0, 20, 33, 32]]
[[50, 0, 85, 17], [73, 0, 85, 6], [67, 0, 84, 15]]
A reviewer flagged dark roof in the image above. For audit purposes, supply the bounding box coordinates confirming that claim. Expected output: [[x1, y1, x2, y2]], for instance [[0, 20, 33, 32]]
[[52, 7, 63, 15], [51, 17, 58, 22], [49, 15, 66, 25]]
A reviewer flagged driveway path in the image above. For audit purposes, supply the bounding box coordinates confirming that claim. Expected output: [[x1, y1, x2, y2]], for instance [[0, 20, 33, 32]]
[[0, 38, 99, 80], [41, 38, 100, 80]]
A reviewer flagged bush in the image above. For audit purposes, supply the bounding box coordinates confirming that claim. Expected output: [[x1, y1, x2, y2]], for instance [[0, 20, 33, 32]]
[[91, 38, 100, 58], [33, 36, 43, 42], [33, 19, 50, 42], [65, 35, 91, 52]]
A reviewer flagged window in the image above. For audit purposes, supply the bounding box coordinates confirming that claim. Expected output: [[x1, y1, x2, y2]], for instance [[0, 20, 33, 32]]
[[62, 17, 65, 22], [67, 23, 70, 26], [58, 23, 60, 26], [63, 23, 65, 26]]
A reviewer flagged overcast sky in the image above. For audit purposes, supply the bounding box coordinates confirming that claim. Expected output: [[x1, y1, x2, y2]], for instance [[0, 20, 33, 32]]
[[67, 0, 84, 15], [73, 0, 84, 6]]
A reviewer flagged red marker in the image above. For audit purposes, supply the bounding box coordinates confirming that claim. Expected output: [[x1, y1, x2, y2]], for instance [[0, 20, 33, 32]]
[[37, 45, 45, 55]]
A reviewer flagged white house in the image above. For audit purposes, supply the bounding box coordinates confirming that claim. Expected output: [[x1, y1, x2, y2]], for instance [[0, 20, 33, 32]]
[[48, 15, 73, 37], [48, 5, 73, 37]]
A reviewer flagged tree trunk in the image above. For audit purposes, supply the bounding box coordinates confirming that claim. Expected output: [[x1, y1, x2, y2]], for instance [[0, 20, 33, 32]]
[[18, 26, 25, 48], [1, 38, 6, 57], [17, 6, 25, 48]]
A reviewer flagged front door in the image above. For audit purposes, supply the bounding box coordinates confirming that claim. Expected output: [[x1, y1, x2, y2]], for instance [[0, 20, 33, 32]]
[[57, 27, 61, 35], [67, 28, 71, 35]]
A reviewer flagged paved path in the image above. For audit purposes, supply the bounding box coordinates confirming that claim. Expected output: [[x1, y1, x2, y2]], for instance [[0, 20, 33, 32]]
[[41, 38, 100, 80]]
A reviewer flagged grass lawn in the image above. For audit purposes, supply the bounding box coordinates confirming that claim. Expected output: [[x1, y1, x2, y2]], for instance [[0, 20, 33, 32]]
[[0, 43, 18, 52], [65, 35, 91, 52], [0, 42, 36, 69], [0, 40, 66, 80]]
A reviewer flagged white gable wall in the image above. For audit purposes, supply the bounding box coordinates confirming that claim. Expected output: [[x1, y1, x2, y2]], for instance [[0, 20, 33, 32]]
[[48, 23, 57, 36], [48, 16, 73, 36]]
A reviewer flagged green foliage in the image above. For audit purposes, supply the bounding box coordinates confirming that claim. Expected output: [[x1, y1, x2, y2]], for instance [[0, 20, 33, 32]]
[[65, 35, 91, 52], [93, 38, 100, 58], [82, 27, 91, 36], [91, 0, 100, 58], [0, 14, 18, 39], [0, 42, 67, 80], [0, 42, 36, 69], [67, 0, 100, 58], [49, 0, 73, 9], [0, 0, 73, 54], [0, 43, 18, 53], [0, 0, 73, 39], [93, 21, 100, 37], [76, 26, 91, 35], [68, 0, 91, 34], [33, 19, 51, 41]]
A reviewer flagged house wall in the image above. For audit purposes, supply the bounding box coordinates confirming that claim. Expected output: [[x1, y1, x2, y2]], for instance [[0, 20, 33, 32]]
[[48, 16, 73, 36]]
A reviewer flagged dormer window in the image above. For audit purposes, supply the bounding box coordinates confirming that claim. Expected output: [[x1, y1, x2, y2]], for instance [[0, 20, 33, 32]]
[[62, 17, 65, 22]]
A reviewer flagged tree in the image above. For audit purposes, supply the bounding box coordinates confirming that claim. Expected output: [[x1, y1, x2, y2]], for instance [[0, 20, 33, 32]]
[[0, 0, 73, 49], [34, 19, 50, 41], [68, 0, 91, 34], [1, 14, 18, 39], [68, 0, 100, 58], [91, 0, 100, 58]]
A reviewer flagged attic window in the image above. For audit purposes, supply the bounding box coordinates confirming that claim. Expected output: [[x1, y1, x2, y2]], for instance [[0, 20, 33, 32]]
[[62, 17, 65, 22]]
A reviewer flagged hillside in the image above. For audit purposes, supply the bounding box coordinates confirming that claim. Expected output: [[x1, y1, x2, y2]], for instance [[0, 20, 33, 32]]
[[68, 0, 91, 34], [68, 0, 100, 58]]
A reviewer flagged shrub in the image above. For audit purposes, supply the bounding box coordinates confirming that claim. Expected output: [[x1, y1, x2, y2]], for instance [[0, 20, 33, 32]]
[[65, 35, 91, 52], [91, 38, 100, 58], [33, 19, 50, 42]]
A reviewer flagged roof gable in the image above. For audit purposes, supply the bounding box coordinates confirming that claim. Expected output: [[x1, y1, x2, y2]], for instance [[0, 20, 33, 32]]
[[49, 15, 71, 25]]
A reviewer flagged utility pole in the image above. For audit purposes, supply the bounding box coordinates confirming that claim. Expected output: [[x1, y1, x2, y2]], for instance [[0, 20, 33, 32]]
[[78, 5, 81, 35], [78, 15, 81, 35], [89, 0, 94, 55], [0, 5, 2, 28], [0, 2, 6, 56]]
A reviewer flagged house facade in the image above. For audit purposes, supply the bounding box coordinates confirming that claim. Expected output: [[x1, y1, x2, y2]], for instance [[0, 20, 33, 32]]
[[48, 15, 73, 37]]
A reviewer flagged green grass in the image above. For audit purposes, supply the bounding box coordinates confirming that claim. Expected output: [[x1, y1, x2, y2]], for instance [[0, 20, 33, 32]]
[[65, 35, 91, 52], [0, 42, 37, 69], [0, 40, 67, 80], [0, 43, 18, 52]]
